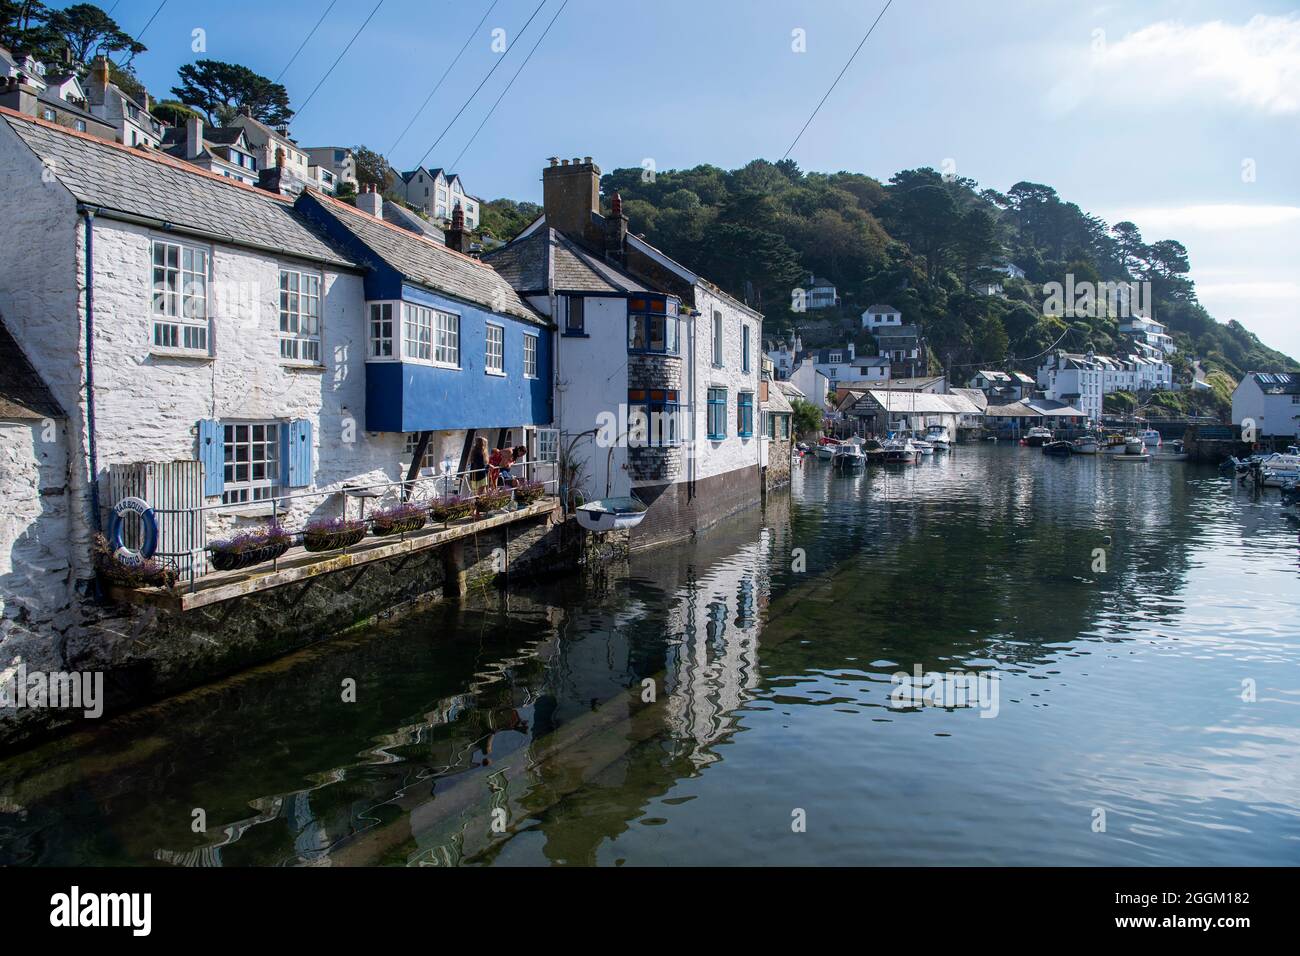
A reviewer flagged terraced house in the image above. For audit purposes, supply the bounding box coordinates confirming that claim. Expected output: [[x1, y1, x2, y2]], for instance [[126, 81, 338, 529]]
[[0, 108, 553, 647], [485, 156, 764, 548]]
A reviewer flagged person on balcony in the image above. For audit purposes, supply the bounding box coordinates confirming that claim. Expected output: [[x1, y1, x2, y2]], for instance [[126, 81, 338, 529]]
[[469, 437, 490, 492]]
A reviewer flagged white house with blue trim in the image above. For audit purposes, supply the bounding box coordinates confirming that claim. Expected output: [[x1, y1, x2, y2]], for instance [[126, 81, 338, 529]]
[[0, 108, 553, 647]]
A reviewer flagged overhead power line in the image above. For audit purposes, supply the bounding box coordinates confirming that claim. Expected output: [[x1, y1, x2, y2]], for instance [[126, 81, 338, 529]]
[[275, 0, 342, 83], [449, 0, 570, 170], [781, 0, 893, 160], [409, 0, 550, 175], [387, 0, 504, 159], [133, 0, 169, 44], [295, 0, 386, 120]]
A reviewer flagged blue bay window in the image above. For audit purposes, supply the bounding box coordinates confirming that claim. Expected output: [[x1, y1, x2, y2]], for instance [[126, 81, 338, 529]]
[[628, 295, 680, 354], [628, 388, 680, 447]]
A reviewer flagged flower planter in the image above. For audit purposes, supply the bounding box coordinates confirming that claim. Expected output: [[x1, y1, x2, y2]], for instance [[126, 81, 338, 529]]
[[303, 526, 367, 552], [513, 484, 545, 507], [430, 499, 475, 523], [371, 514, 427, 537], [475, 491, 511, 515], [210, 540, 290, 572]]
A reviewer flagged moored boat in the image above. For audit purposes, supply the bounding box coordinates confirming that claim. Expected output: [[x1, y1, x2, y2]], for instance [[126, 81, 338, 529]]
[[832, 442, 867, 469], [814, 437, 841, 461], [860, 438, 887, 464], [924, 425, 950, 451], [882, 439, 920, 464], [1139, 429, 1163, 449], [1152, 439, 1188, 462], [1042, 440, 1074, 456], [1024, 426, 1053, 447], [575, 497, 649, 532], [1073, 435, 1099, 455], [1260, 452, 1300, 487]]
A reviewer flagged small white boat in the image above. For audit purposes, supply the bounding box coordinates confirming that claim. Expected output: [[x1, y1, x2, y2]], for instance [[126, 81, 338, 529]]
[[1025, 426, 1053, 447], [1073, 436, 1099, 455], [814, 439, 840, 461], [924, 425, 950, 451], [1261, 453, 1300, 487], [1139, 429, 1163, 449], [575, 497, 648, 532], [1125, 437, 1145, 455], [909, 436, 935, 456]]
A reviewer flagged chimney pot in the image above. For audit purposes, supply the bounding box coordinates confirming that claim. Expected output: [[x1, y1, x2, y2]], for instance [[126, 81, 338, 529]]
[[548, 156, 559, 167]]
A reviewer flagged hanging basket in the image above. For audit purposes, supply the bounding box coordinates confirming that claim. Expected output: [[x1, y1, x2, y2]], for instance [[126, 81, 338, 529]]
[[430, 498, 475, 523], [371, 513, 427, 537], [475, 489, 511, 514], [210, 540, 290, 572], [513, 483, 546, 507], [303, 525, 367, 552]]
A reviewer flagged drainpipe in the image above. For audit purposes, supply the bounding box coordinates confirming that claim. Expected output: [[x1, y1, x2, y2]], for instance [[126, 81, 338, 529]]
[[82, 207, 102, 535]]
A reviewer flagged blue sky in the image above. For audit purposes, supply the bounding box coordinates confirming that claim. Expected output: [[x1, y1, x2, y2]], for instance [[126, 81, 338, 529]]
[[106, 0, 1299, 358]]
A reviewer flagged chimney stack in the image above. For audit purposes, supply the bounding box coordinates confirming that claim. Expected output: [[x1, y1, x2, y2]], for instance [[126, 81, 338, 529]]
[[542, 154, 602, 249], [185, 115, 203, 160], [603, 190, 627, 266], [356, 183, 383, 218], [445, 201, 472, 254], [92, 56, 110, 89]]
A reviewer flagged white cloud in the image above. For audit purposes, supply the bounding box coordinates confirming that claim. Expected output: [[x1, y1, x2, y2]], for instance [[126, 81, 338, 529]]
[[1047, 14, 1300, 115], [1103, 204, 1300, 233], [1196, 280, 1300, 300]]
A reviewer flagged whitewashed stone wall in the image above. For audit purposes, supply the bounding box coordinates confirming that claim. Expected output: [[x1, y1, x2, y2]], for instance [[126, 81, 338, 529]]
[[691, 285, 763, 482], [0, 420, 72, 627]]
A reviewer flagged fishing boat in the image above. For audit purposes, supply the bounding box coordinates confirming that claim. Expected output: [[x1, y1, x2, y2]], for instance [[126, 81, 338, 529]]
[[1024, 426, 1053, 447], [882, 438, 920, 464], [1139, 429, 1163, 449], [832, 443, 867, 469], [923, 425, 951, 451], [1042, 440, 1074, 456], [1101, 433, 1129, 454], [1073, 435, 1100, 455], [575, 497, 648, 532]]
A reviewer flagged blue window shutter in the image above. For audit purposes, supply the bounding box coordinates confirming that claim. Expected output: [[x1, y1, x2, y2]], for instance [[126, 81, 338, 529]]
[[198, 419, 224, 497], [282, 419, 312, 488]]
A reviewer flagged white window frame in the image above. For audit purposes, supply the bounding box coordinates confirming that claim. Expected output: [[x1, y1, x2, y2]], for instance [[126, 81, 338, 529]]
[[523, 333, 538, 378], [485, 322, 505, 376], [150, 237, 210, 354], [222, 420, 280, 505], [434, 308, 460, 368], [367, 301, 396, 359], [404, 432, 437, 471], [403, 302, 435, 362], [278, 267, 322, 364], [712, 310, 723, 366]]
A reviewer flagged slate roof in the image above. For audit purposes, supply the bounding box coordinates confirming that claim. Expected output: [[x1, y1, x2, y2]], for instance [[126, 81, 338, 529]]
[[304, 193, 545, 326], [864, 303, 898, 313], [0, 109, 357, 270], [856, 391, 980, 415], [1250, 372, 1300, 395], [764, 380, 794, 414], [872, 324, 923, 339], [950, 387, 989, 412], [383, 201, 444, 241], [0, 313, 63, 420], [775, 380, 805, 400], [483, 227, 650, 295]]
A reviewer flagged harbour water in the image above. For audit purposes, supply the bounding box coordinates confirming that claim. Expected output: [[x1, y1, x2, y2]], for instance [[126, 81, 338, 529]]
[[2, 444, 1297, 866]]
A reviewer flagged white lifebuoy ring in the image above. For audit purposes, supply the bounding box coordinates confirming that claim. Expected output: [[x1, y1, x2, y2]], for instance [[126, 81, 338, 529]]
[[108, 496, 158, 566]]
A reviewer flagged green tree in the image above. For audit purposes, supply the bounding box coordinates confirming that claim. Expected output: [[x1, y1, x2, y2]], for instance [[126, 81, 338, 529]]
[[150, 99, 201, 127], [172, 59, 293, 127], [44, 3, 143, 69], [791, 398, 823, 437], [351, 145, 392, 192]]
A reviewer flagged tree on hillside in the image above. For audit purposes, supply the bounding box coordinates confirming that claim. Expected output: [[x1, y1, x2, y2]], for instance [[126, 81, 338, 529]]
[[172, 59, 293, 127], [885, 182, 960, 283], [352, 145, 393, 192], [954, 206, 1001, 285], [0, 1, 52, 54], [1110, 221, 1144, 275], [44, 3, 143, 69], [150, 99, 201, 127], [690, 222, 803, 312]]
